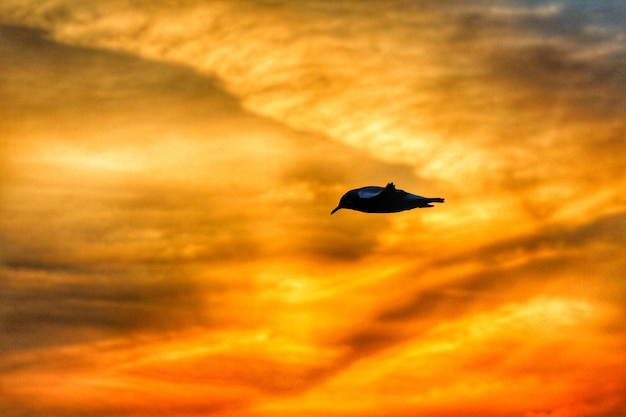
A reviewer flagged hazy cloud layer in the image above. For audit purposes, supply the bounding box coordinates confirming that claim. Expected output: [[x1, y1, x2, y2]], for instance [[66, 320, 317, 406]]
[[1, 1, 626, 416], [1, 1, 623, 201]]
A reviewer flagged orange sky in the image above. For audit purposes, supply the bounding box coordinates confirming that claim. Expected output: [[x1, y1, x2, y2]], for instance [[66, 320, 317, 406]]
[[1, 1, 626, 416]]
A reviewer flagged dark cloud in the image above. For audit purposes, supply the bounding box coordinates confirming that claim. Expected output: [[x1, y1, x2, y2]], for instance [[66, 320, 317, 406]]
[[378, 288, 478, 323], [0, 25, 241, 124], [342, 326, 399, 352], [485, 43, 626, 119], [0, 384, 247, 417], [0, 265, 214, 353]]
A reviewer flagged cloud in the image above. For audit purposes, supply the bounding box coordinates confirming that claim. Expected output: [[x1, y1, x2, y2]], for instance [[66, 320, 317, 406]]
[[321, 210, 626, 374], [0, 21, 409, 365], [265, 296, 625, 417], [2, 0, 624, 211], [1, 2, 626, 417], [0, 264, 217, 354]]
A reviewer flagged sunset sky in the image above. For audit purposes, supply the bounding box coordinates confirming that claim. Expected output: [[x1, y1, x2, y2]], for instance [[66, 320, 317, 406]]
[[1, 1, 625, 416]]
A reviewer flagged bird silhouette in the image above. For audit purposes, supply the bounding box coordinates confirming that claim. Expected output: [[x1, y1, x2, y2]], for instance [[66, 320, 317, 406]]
[[331, 182, 444, 214]]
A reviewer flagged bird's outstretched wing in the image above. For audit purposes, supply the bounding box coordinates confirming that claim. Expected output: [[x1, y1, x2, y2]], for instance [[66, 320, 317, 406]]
[[356, 182, 397, 199], [356, 186, 386, 199]]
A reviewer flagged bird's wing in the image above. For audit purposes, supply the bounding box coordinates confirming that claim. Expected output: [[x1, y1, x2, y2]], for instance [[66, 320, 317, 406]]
[[356, 186, 386, 199]]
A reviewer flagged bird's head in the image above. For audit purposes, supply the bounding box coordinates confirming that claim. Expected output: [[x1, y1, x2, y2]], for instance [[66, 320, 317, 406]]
[[330, 191, 357, 214]]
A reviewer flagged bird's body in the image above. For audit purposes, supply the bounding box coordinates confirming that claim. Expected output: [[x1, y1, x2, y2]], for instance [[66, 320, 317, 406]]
[[331, 182, 444, 214]]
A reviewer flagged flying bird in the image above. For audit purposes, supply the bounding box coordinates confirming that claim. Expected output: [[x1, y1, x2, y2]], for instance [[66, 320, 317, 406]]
[[331, 182, 444, 214]]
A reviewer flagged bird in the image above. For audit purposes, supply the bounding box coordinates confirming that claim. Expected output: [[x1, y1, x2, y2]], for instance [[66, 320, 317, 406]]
[[331, 182, 444, 214]]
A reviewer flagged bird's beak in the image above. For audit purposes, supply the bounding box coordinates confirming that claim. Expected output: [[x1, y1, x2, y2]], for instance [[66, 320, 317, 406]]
[[330, 206, 341, 215]]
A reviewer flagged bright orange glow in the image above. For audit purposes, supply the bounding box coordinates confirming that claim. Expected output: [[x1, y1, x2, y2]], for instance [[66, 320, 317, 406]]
[[1, 2, 625, 417]]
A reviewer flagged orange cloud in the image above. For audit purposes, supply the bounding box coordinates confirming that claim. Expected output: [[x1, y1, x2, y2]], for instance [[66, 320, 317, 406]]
[[1, 2, 625, 417]]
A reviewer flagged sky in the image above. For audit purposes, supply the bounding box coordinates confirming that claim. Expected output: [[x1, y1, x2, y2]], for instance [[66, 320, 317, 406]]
[[1, 1, 625, 416]]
